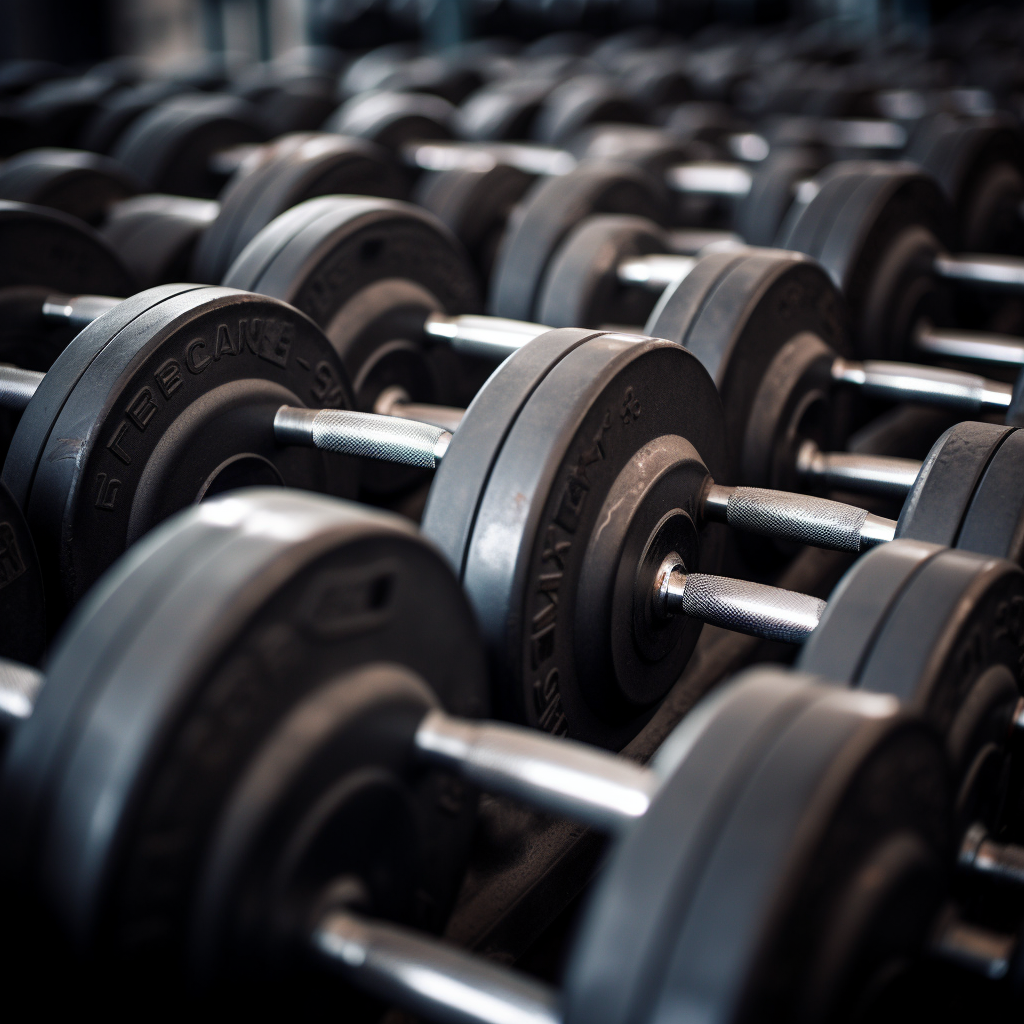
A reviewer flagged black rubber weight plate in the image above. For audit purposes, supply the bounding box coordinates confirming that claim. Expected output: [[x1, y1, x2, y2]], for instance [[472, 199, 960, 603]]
[[5, 285, 356, 619], [563, 669, 948, 1024], [191, 133, 408, 286], [17, 491, 488, 961], [536, 214, 673, 329], [488, 164, 669, 322], [957, 427, 1024, 563], [798, 538, 941, 684], [895, 420, 1014, 551], [0, 479, 45, 663], [452, 334, 726, 749], [0, 200, 135, 295]]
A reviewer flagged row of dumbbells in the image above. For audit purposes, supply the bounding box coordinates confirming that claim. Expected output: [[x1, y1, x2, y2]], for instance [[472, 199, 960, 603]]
[[2, 21, 1024, 1014]]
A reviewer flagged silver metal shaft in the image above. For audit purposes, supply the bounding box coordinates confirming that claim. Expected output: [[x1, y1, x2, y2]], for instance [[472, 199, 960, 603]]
[[0, 657, 43, 732], [41, 293, 121, 332], [930, 911, 1017, 981], [795, 441, 921, 500], [659, 563, 825, 644], [0, 366, 44, 412], [703, 483, 897, 554], [402, 140, 576, 177], [666, 161, 753, 197], [914, 321, 1024, 367], [616, 254, 698, 292], [374, 386, 465, 433], [831, 357, 1012, 413], [274, 406, 451, 469], [414, 710, 657, 833], [960, 824, 1024, 888], [935, 253, 1024, 292], [314, 910, 562, 1024], [423, 313, 551, 361]]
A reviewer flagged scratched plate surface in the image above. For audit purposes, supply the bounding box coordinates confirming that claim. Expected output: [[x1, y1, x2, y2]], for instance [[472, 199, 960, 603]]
[[452, 332, 727, 749], [3, 285, 355, 619]]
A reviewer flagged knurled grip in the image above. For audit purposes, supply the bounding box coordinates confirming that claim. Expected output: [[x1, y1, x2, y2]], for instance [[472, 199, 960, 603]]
[[310, 409, 449, 468], [676, 573, 825, 644], [726, 486, 869, 553]]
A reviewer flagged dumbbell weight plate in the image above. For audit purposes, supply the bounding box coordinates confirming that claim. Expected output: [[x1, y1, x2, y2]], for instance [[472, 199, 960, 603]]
[[0, 201, 136, 377], [112, 94, 268, 198], [0, 479, 45, 664], [426, 332, 727, 749], [1, 491, 487, 964], [645, 249, 848, 492], [958, 428, 1024, 560], [536, 214, 673, 329], [101, 193, 220, 289], [530, 75, 644, 147], [734, 145, 826, 248], [322, 91, 457, 154], [776, 162, 953, 359], [489, 163, 669, 322], [223, 196, 482, 496], [565, 669, 949, 1024], [80, 79, 196, 155], [191, 132, 408, 286], [894, 421, 1021, 556], [0, 148, 141, 226], [800, 541, 1024, 826], [414, 163, 536, 288], [3, 285, 356, 621]]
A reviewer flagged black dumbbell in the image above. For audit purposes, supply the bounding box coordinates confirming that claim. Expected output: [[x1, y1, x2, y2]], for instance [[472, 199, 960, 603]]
[[0, 498, 1018, 1015], [0, 135, 408, 288]]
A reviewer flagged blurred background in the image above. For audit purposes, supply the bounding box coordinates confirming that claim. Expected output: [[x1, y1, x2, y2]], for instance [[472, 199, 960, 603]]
[[0, 0, 995, 68]]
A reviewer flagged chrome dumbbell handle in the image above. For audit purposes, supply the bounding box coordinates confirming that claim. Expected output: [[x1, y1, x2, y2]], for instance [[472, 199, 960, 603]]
[[795, 441, 922, 500], [422, 312, 551, 361], [274, 407, 452, 469], [315, 909, 562, 1024], [41, 294, 121, 332], [703, 483, 897, 554], [831, 357, 1013, 413], [656, 559, 825, 644], [0, 658, 43, 731], [915, 321, 1024, 368], [414, 710, 656, 833], [935, 253, 1024, 292], [960, 824, 1024, 889], [0, 366, 44, 412]]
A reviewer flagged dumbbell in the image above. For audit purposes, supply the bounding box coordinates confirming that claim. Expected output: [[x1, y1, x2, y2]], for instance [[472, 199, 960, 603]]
[[534, 228, 1024, 497], [220, 198, 1024, 575], [0, 134, 408, 289], [0, 493, 1018, 1015]]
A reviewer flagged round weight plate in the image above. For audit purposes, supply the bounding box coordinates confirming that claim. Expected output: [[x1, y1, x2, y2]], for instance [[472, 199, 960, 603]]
[[566, 124, 695, 181], [957, 427, 1024, 562], [0, 200, 135, 298], [5, 285, 356, 620], [776, 161, 953, 359], [489, 164, 669, 322], [530, 75, 643, 146], [414, 163, 535, 287], [798, 539, 941, 684], [0, 479, 45, 663], [16, 75, 119, 148], [223, 196, 481, 416], [895, 420, 1014, 550], [101, 193, 220, 289], [323, 91, 456, 153], [0, 148, 141, 226], [906, 113, 1024, 253], [421, 327, 602, 576], [112, 94, 268, 198], [564, 668, 949, 1024], [456, 79, 556, 141], [645, 249, 847, 492], [192, 132, 408, 286], [456, 333, 727, 749], [14, 491, 487, 972], [536, 214, 673, 329], [80, 80, 196, 155], [734, 146, 826, 247]]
